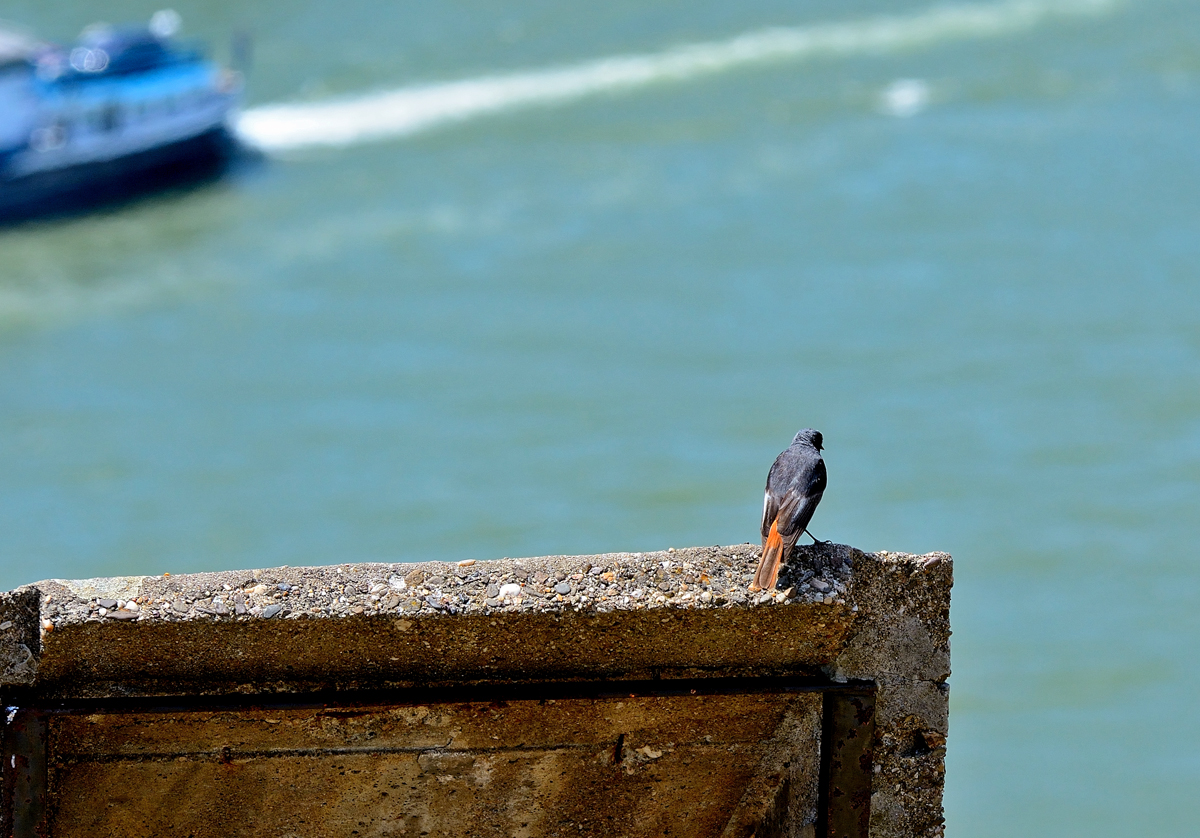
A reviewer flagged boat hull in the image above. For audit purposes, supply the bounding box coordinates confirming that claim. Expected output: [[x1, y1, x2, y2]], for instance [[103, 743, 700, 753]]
[[0, 125, 238, 223]]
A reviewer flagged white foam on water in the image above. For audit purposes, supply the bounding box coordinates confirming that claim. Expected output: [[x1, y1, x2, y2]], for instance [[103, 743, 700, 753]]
[[236, 0, 1118, 152], [880, 78, 933, 117]]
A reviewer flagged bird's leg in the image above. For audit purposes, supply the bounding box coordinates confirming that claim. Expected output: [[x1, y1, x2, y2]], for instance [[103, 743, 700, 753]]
[[804, 529, 831, 545]]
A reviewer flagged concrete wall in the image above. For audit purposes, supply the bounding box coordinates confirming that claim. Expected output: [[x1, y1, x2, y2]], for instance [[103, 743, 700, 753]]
[[0, 542, 951, 837]]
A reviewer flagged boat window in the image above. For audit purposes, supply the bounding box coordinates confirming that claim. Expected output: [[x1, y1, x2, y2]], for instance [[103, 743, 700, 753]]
[[108, 41, 168, 74], [101, 104, 120, 132], [30, 122, 68, 152]]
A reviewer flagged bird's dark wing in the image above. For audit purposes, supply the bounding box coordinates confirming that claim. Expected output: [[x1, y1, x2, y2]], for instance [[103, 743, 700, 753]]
[[761, 488, 781, 541], [761, 453, 792, 539], [775, 458, 827, 540]]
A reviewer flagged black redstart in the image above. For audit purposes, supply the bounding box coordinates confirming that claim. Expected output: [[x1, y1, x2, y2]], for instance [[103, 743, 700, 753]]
[[750, 428, 827, 591]]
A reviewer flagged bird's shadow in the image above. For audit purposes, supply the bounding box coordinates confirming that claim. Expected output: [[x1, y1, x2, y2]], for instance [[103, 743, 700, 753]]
[[775, 541, 850, 588]]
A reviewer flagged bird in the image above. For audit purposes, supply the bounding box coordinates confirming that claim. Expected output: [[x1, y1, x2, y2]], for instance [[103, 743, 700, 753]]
[[750, 428, 827, 591]]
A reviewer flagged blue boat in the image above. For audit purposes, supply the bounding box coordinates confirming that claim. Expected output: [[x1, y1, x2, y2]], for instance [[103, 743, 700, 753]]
[[0, 11, 243, 220]]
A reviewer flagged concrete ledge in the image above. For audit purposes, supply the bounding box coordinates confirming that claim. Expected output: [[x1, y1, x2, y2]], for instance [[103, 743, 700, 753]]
[[1, 543, 951, 838]]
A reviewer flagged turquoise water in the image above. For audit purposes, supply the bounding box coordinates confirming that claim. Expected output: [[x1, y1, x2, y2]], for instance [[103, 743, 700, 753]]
[[2, 0, 1198, 833]]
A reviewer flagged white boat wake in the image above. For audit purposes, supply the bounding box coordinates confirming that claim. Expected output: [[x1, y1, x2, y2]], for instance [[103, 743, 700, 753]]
[[239, 0, 1116, 152]]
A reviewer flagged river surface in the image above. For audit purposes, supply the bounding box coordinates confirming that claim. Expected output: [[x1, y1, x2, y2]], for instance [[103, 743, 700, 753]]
[[2, 0, 1198, 833]]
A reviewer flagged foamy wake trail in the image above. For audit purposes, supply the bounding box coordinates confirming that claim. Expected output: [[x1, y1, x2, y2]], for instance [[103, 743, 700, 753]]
[[236, 0, 1114, 152]]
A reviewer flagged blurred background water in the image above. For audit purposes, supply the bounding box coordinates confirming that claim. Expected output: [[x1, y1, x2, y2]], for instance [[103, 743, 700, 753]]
[[1, 0, 1198, 833]]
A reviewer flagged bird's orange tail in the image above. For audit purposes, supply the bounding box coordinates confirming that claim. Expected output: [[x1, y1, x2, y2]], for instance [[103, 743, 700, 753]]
[[751, 520, 784, 591]]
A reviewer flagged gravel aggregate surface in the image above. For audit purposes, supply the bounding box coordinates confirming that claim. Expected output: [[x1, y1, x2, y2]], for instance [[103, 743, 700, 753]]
[[32, 544, 862, 629]]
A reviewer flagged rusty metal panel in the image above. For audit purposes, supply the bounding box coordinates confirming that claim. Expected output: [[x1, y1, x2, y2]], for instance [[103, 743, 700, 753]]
[[0, 679, 860, 838], [819, 690, 876, 838], [3, 709, 47, 838]]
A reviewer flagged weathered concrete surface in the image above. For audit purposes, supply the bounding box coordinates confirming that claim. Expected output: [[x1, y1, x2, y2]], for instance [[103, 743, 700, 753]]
[[7, 544, 861, 696], [0, 542, 951, 838]]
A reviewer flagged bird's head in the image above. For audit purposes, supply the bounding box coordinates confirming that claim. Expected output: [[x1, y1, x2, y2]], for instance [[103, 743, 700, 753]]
[[793, 428, 823, 451]]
